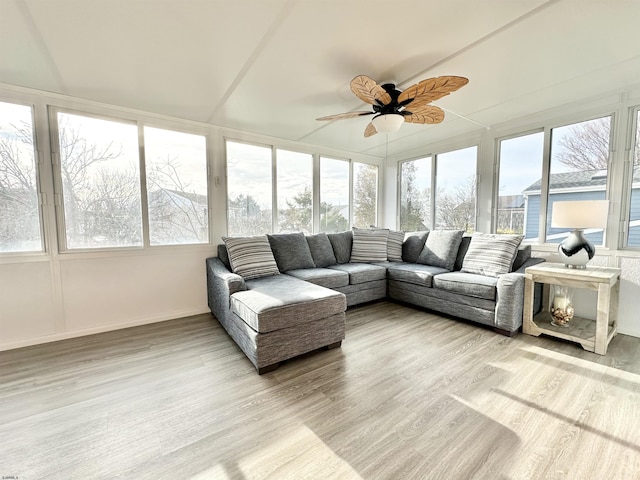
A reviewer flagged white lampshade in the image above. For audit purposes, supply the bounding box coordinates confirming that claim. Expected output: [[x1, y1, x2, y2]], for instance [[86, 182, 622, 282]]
[[371, 114, 404, 133], [551, 200, 608, 229]]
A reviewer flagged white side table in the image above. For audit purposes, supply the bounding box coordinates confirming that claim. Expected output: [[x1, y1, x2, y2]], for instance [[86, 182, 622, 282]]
[[523, 262, 620, 355]]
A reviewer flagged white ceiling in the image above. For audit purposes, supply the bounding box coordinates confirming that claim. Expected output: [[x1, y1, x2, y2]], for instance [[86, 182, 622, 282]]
[[1, 0, 639, 159]]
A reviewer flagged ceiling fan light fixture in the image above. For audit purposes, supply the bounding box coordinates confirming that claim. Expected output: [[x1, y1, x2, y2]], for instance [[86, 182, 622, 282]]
[[371, 113, 404, 133]]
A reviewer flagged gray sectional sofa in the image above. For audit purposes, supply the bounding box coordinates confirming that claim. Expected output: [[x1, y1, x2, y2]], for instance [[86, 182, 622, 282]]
[[206, 229, 544, 373]]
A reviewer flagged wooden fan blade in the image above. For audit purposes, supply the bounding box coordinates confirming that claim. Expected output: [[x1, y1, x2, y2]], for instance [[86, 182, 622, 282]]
[[364, 122, 378, 137], [403, 105, 445, 124], [316, 111, 373, 121], [350, 75, 392, 106], [398, 76, 468, 108]]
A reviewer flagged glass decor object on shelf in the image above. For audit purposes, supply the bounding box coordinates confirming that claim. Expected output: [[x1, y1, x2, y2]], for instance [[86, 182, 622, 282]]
[[550, 285, 575, 327]]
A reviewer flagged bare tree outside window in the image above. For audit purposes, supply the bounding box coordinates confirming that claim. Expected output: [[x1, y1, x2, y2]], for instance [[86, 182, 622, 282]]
[[145, 126, 208, 245], [0, 102, 42, 252], [226, 141, 273, 236], [399, 158, 430, 231], [545, 116, 612, 244], [435, 147, 477, 232], [56, 112, 142, 249], [353, 163, 378, 228]]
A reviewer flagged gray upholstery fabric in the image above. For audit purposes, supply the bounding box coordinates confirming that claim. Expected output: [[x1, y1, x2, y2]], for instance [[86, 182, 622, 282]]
[[512, 244, 532, 272], [417, 230, 464, 271], [334, 279, 386, 295], [267, 232, 315, 272], [223, 311, 345, 370], [387, 263, 449, 288], [217, 244, 232, 270], [338, 283, 387, 307], [389, 279, 496, 313], [206, 257, 247, 323], [495, 273, 525, 332], [432, 272, 498, 301], [389, 281, 496, 327], [231, 274, 346, 333], [328, 263, 387, 285], [285, 268, 349, 288], [306, 233, 337, 267], [327, 231, 353, 264], [402, 231, 429, 263], [453, 235, 472, 271]]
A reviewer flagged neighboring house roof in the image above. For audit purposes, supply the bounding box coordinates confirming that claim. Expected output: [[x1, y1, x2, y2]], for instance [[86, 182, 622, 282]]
[[150, 188, 208, 206], [497, 194, 524, 209], [523, 165, 640, 194]]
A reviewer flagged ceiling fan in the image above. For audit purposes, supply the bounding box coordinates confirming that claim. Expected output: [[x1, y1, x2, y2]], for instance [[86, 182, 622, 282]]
[[317, 75, 469, 137]]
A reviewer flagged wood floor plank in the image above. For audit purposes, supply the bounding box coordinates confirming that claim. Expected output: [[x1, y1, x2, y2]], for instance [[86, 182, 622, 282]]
[[1, 300, 639, 479]]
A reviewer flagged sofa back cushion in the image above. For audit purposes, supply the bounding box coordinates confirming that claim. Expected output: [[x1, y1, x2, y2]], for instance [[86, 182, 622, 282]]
[[402, 231, 429, 263], [327, 230, 353, 264], [217, 243, 232, 270], [267, 232, 315, 272], [350, 227, 390, 263], [223, 236, 280, 280], [306, 232, 337, 267], [453, 235, 472, 271], [512, 244, 532, 272], [461, 233, 524, 277], [416, 230, 464, 271]]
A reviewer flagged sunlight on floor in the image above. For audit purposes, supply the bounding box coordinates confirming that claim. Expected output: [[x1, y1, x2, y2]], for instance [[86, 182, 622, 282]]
[[238, 424, 363, 480]]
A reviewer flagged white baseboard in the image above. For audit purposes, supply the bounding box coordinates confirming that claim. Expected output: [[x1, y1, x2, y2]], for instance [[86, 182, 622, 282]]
[[0, 307, 211, 352]]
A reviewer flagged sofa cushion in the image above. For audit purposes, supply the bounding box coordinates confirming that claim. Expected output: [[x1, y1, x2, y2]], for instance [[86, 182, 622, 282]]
[[267, 232, 315, 272], [387, 263, 450, 288], [350, 227, 389, 263], [512, 244, 532, 272], [327, 231, 353, 264], [231, 275, 346, 333], [453, 235, 472, 271], [285, 268, 349, 289], [461, 233, 524, 277], [387, 230, 405, 262], [402, 231, 429, 263], [306, 233, 337, 267], [223, 236, 280, 280], [417, 230, 464, 271], [217, 243, 232, 270], [432, 272, 498, 301], [328, 263, 387, 285]]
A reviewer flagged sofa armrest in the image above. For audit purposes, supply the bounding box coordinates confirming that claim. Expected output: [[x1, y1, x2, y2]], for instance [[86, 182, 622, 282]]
[[495, 257, 546, 332], [206, 257, 247, 322]]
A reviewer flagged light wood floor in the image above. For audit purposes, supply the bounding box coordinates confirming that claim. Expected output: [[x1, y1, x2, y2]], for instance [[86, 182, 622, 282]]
[[1, 301, 639, 480]]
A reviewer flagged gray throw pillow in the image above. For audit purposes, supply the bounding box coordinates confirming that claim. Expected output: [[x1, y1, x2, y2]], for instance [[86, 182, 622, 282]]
[[461, 233, 524, 277], [223, 236, 280, 280], [306, 233, 337, 267], [267, 232, 315, 272], [402, 231, 429, 263], [327, 231, 353, 264], [416, 230, 464, 271]]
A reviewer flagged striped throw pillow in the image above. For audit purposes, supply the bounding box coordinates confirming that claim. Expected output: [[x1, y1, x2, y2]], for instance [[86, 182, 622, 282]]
[[350, 228, 389, 263], [461, 233, 524, 277], [387, 230, 405, 261], [223, 236, 280, 280]]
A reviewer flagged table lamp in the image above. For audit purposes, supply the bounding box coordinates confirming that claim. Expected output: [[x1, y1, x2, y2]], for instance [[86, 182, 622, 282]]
[[551, 200, 608, 268]]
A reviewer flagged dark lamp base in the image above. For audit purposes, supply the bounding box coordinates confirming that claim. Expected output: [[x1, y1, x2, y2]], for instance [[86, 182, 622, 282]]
[[558, 229, 595, 269]]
